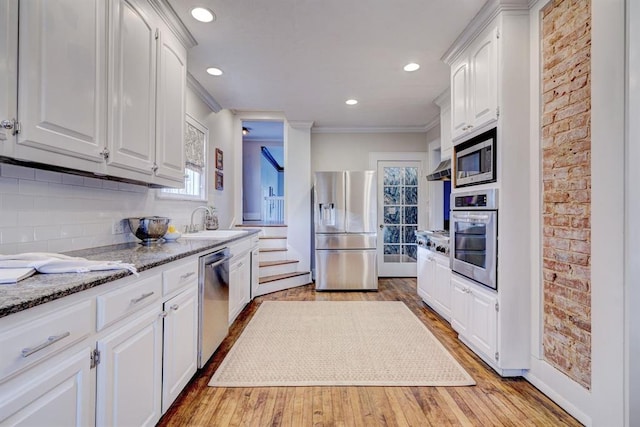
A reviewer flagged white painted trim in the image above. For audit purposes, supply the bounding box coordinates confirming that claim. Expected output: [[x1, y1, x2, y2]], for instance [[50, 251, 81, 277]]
[[524, 359, 591, 426], [626, 1, 640, 424], [147, 0, 197, 49], [186, 73, 222, 113], [433, 87, 450, 108], [312, 122, 437, 134], [441, 0, 530, 65], [288, 121, 313, 130]]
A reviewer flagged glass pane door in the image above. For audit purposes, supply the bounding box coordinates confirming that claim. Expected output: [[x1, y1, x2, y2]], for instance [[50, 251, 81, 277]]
[[377, 160, 421, 277]]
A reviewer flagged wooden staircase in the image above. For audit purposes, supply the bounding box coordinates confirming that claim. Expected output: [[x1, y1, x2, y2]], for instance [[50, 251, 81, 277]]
[[235, 224, 311, 296]]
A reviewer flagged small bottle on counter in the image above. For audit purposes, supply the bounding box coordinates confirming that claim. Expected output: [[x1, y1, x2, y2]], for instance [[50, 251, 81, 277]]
[[205, 207, 219, 230]]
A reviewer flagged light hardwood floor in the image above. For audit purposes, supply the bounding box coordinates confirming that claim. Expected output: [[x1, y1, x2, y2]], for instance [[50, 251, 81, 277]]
[[158, 278, 582, 426]]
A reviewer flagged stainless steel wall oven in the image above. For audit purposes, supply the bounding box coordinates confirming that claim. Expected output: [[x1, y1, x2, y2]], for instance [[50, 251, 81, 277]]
[[450, 188, 498, 290]]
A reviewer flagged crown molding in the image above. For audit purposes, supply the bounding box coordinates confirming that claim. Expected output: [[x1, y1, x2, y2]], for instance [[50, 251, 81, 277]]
[[441, 0, 530, 65], [148, 0, 198, 49], [187, 73, 222, 113], [434, 87, 451, 108], [288, 121, 314, 130], [312, 123, 436, 134]]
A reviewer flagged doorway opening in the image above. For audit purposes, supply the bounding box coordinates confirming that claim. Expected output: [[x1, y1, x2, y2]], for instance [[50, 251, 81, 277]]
[[242, 120, 285, 224]]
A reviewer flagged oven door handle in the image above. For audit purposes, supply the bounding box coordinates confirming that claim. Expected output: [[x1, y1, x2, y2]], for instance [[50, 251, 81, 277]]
[[451, 213, 492, 223]]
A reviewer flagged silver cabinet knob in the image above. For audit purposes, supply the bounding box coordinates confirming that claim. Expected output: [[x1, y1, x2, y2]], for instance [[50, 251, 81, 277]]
[[170, 304, 179, 311]]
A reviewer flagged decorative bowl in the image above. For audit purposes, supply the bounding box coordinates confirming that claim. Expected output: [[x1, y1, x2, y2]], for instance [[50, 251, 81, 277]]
[[127, 216, 171, 244]]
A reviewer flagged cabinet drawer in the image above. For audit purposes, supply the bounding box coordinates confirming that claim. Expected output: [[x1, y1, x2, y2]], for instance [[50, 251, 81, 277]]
[[163, 259, 198, 295], [97, 275, 161, 331], [0, 300, 93, 382], [229, 239, 251, 259]]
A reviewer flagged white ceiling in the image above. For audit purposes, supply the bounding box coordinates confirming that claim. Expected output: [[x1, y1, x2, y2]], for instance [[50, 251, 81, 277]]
[[168, 0, 486, 132]]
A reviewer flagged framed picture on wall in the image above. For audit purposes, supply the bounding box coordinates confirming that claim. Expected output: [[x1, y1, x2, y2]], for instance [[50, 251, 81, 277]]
[[215, 148, 223, 170], [215, 171, 223, 190]]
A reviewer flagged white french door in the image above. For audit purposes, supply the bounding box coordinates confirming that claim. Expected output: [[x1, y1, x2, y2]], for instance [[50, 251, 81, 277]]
[[374, 158, 424, 277]]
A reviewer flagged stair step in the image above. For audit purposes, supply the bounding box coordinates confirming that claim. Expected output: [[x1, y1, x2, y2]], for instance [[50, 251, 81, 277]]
[[236, 224, 288, 238], [259, 248, 286, 253], [259, 248, 288, 263], [259, 260, 298, 267], [259, 259, 300, 277], [236, 223, 287, 227], [259, 271, 310, 284], [259, 237, 287, 250]]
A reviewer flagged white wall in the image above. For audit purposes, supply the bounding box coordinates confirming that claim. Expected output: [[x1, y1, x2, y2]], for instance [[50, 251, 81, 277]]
[[525, 1, 626, 425], [311, 131, 430, 172], [626, 1, 640, 424], [242, 140, 283, 220], [0, 87, 235, 254]]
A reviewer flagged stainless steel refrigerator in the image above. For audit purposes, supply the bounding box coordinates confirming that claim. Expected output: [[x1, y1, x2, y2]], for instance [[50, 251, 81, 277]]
[[314, 171, 378, 290]]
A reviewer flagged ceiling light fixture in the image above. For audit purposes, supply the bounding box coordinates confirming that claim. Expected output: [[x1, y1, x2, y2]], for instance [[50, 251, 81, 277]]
[[191, 7, 215, 23], [242, 127, 250, 136], [206, 67, 223, 76], [345, 99, 358, 106], [403, 62, 420, 72]]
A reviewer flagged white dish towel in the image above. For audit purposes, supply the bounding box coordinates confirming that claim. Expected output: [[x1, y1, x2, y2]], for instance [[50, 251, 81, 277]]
[[0, 253, 138, 276]]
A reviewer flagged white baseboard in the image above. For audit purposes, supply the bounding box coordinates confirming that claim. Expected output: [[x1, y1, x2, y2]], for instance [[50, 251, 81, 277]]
[[524, 359, 592, 426]]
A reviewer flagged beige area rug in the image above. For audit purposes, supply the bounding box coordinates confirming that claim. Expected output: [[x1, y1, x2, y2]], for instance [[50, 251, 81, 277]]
[[209, 301, 475, 387]]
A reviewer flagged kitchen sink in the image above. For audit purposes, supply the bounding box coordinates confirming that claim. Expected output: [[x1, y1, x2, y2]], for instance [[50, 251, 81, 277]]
[[180, 229, 249, 239]]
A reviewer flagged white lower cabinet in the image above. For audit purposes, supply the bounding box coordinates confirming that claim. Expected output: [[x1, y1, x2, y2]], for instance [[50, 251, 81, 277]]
[[161, 285, 198, 414], [96, 304, 163, 427], [450, 274, 498, 363], [229, 251, 250, 325], [416, 246, 435, 304], [417, 247, 451, 321], [0, 345, 94, 426]]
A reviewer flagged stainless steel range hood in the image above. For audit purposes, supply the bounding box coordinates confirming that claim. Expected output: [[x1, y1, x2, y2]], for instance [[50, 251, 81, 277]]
[[426, 159, 451, 181]]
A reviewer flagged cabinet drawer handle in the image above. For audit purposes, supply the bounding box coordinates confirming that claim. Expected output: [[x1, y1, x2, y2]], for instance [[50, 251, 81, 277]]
[[170, 304, 179, 311], [179, 272, 196, 280], [159, 311, 168, 319], [131, 291, 154, 304], [238, 262, 243, 267], [21, 331, 71, 358]]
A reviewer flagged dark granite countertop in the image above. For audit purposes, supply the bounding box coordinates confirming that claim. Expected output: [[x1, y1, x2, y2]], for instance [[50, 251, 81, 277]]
[[0, 230, 260, 319]]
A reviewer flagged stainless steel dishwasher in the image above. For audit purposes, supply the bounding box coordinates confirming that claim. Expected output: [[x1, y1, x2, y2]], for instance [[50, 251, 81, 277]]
[[198, 248, 231, 368]]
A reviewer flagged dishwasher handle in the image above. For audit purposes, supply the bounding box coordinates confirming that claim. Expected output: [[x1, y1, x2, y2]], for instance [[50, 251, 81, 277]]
[[206, 255, 232, 270]]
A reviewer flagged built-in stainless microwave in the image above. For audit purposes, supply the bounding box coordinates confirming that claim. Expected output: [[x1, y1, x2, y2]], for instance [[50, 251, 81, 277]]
[[454, 127, 496, 188]]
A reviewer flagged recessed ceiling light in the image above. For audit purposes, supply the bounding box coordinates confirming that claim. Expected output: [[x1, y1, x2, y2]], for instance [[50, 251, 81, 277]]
[[206, 67, 223, 76], [345, 99, 358, 106], [191, 7, 215, 23], [404, 62, 420, 72]]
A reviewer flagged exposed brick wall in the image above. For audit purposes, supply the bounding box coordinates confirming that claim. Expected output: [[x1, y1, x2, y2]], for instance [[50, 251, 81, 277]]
[[541, 0, 591, 389]]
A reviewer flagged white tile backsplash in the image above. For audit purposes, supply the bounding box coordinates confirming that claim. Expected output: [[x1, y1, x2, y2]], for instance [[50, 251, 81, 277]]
[[0, 164, 208, 254]]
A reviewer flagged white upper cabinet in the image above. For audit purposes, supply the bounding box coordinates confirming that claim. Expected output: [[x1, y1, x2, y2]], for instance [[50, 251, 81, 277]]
[[434, 89, 453, 161], [451, 60, 470, 141], [18, 0, 107, 163], [0, 0, 17, 146], [1, 0, 188, 187], [107, 0, 157, 176], [450, 25, 499, 142], [154, 27, 187, 183]]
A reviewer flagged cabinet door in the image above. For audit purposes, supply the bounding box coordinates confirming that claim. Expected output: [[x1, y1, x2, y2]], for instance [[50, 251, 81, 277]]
[[450, 59, 470, 141], [434, 259, 452, 320], [416, 247, 434, 304], [18, 0, 107, 162], [0, 0, 17, 147], [251, 247, 259, 300], [228, 259, 241, 325], [96, 306, 163, 427], [450, 276, 469, 335], [468, 287, 498, 361], [162, 286, 198, 414], [0, 346, 93, 426], [107, 0, 156, 175], [469, 26, 498, 130], [154, 27, 186, 183]]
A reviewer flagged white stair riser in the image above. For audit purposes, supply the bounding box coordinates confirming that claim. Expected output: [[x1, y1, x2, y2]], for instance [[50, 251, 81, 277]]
[[258, 227, 288, 238], [259, 238, 287, 250], [255, 273, 311, 297], [259, 262, 299, 278], [259, 250, 288, 263]]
